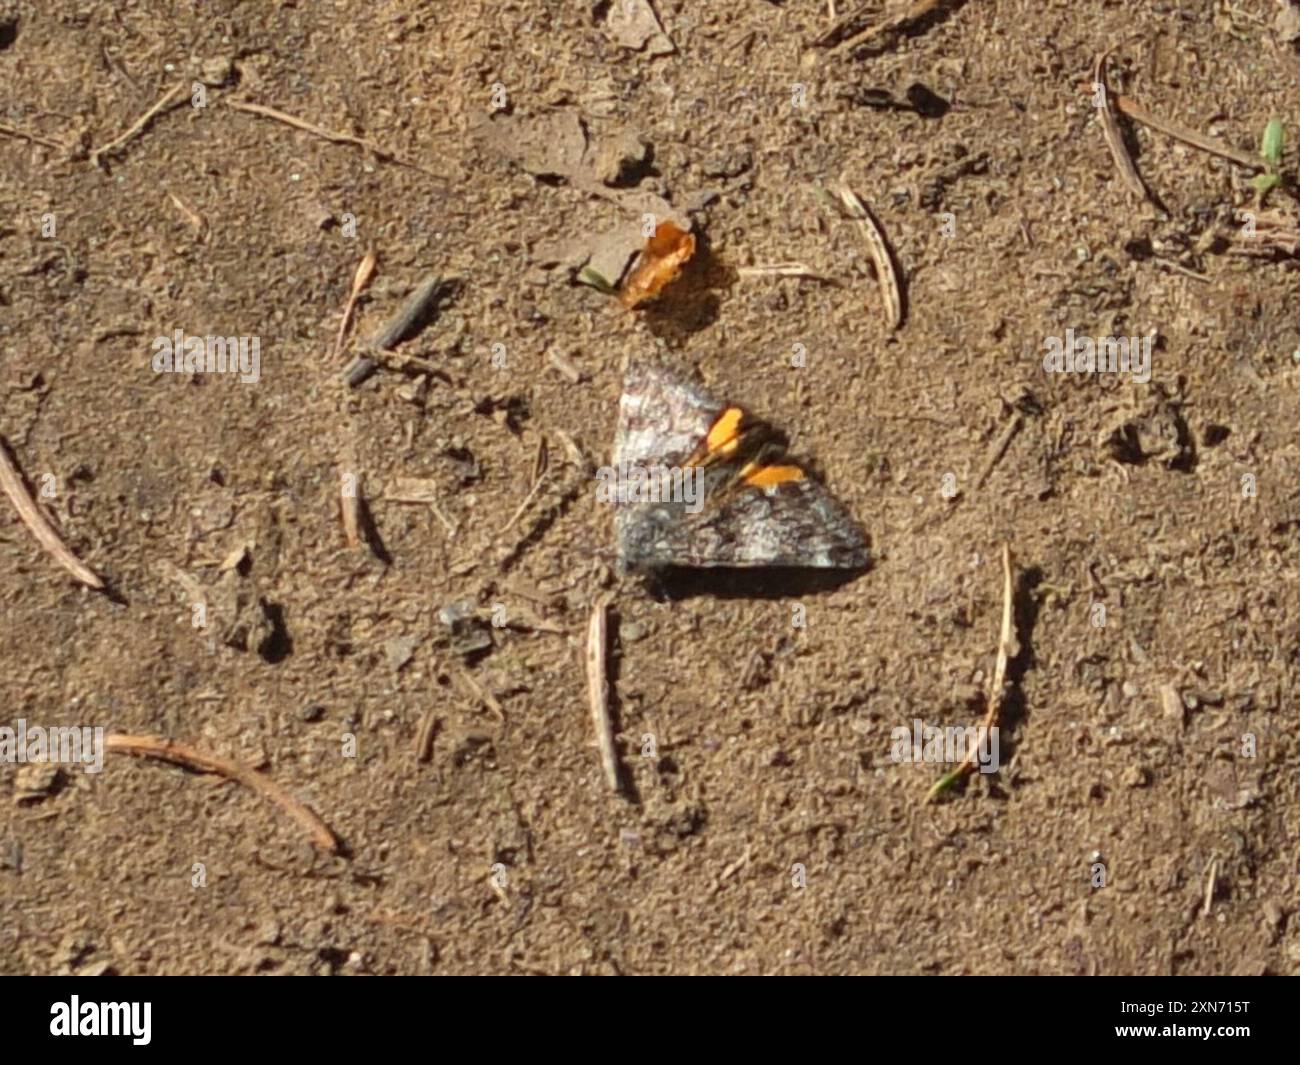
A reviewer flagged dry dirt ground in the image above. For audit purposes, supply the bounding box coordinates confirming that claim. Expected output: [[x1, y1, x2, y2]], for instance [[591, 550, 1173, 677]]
[[1, 0, 1299, 976]]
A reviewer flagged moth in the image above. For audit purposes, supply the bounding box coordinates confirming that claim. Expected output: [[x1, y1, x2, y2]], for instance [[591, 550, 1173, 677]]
[[611, 363, 870, 571]]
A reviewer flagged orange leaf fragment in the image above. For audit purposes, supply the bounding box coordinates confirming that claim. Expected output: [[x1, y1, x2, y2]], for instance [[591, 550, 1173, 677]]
[[619, 220, 696, 308]]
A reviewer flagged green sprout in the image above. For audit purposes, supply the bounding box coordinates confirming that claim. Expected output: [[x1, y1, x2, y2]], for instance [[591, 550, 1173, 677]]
[[578, 265, 618, 296], [925, 766, 965, 803], [1250, 119, 1285, 200]]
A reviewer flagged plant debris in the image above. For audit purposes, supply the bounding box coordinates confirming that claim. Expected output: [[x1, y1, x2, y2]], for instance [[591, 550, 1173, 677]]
[[105, 734, 340, 854], [0, 434, 104, 590], [619, 220, 697, 308], [927, 543, 1017, 802], [585, 592, 623, 793]]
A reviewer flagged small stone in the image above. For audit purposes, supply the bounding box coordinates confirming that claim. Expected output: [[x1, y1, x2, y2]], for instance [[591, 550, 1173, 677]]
[[298, 918, 329, 949], [1159, 683, 1185, 727], [218, 542, 250, 574], [604, 0, 674, 55], [437, 601, 476, 627], [14, 764, 61, 803], [592, 130, 649, 186], [702, 147, 752, 180], [1276, 4, 1300, 43], [1121, 680, 1139, 699], [384, 634, 421, 672], [253, 919, 282, 946], [198, 56, 234, 87], [1121, 765, 1150, 788], [58, 933, 94, 967], [396, 377, 429, 405], [453, 732, 493, 768], [305, 203, 335, 231], [438, 601, 493, 657], [453, 628, 493, 656]]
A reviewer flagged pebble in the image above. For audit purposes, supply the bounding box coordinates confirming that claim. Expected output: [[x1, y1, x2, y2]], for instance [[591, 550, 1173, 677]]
[[14, 764, 61, 803]]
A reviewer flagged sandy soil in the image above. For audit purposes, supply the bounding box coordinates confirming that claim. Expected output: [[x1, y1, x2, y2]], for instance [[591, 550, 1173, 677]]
[[1, 0, 1298, 975]]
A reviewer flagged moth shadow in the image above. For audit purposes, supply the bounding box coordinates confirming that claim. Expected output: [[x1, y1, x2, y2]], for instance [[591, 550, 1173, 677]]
[[647, 563, 870, 602]]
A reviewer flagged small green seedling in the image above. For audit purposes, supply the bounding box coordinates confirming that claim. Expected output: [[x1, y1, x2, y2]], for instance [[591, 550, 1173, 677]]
[[578, 265, 618, 295], [1250, 119, 1285, 200]]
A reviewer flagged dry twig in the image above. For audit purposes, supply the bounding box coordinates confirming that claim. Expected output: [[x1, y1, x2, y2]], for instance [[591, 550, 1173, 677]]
[[0, 436, 104, 589], [454, 666, 505, 724], [385, 477, 457, 534], [414, 711, 439, 763], [0, 121, 67, 151], [736, 261, 833, 282], [926, 542, 1016, 802], [1093, 50, 1149, 202], [166, 191, 207, 237], [586, 592, 621, 793], [224, 99, 441, 177], [339, 461, 364, 549], [547, 349, 583, 383], [835, 180, 904, 330], [105, 733, 340, 854], [332, 250, 378, 362], [975, 412, 1023, 489], [501, 436, 550, 534], [1202, 858, 1219, 917], [90, 82, 187, 167], [1113, 95, 1263, 172], [343, 273, 443, 386], [815, 0, 947, 56]]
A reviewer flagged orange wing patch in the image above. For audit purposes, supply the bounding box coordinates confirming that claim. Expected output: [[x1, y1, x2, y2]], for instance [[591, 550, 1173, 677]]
[[619, 221, 697, 309], [741, 463, 805, 489], [684, 404, 804, 494], [685, 406, 744, 467]]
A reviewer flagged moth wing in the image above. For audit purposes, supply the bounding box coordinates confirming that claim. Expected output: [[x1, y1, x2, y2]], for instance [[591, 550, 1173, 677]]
[[613, 362, 869, 571], [618, 476, 868, 570]]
